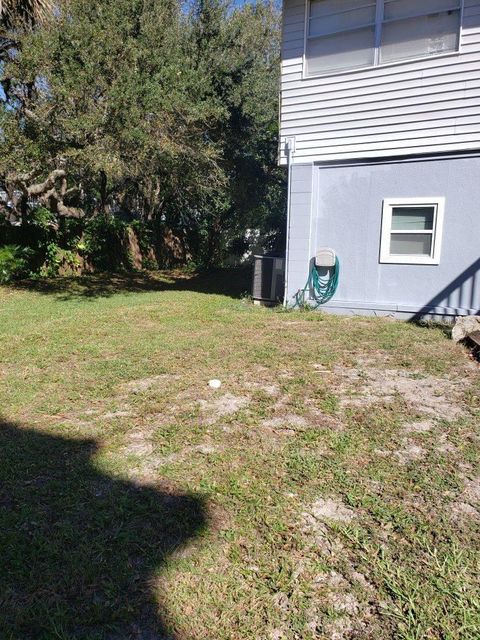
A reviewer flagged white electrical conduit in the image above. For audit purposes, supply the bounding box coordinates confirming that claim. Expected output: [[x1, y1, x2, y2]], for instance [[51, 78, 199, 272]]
[[283, 138, 294, 307]]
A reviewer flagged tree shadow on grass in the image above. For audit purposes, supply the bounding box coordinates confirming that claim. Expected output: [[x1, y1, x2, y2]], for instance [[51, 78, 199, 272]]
[[10, 267, 253, 302], [0, 418, 207, 640]]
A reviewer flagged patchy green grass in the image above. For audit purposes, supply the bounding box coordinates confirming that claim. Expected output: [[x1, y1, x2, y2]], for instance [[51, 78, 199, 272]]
[[0, 270, 479, 640]]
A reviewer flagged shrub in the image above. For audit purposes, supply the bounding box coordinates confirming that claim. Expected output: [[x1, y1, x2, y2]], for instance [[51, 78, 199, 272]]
[[0, 245, 33, 283], [38, 242, 80, 277], [83, 216, 131, 271]]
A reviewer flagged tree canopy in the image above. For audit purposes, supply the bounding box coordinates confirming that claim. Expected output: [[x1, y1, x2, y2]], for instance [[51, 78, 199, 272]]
[[0, 0, 285, 274]]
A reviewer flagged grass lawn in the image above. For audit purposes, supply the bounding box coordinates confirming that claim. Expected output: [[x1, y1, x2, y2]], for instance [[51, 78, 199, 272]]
[[0, 270, 479, 640]]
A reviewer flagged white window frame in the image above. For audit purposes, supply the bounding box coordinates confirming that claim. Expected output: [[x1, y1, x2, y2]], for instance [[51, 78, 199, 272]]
[[303, 0, 464, 79], [380, 197, 445, 265]]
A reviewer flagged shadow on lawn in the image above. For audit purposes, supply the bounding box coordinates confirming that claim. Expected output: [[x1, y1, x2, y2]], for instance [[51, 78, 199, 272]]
[[11, 267, 253, 301], [0, 418, 207, 640]]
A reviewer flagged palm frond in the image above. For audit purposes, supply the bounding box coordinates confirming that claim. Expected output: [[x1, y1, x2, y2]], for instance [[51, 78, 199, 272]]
[[1, 0, 54, 29]]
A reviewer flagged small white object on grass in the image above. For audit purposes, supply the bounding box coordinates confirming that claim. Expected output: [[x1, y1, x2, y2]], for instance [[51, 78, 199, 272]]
[[208, 379, 222, 389]]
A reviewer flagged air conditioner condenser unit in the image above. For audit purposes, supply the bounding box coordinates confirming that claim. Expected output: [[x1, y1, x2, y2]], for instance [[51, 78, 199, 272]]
[[252, 255, 285, 305]]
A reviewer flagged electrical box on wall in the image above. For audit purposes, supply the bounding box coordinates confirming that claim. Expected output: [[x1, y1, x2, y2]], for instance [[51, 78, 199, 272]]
[[315, 248, 337, 268]]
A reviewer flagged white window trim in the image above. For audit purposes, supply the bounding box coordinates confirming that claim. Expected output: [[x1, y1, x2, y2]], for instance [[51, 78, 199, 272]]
[[380, 197, 445, 265], [303, 0, 464, 80]]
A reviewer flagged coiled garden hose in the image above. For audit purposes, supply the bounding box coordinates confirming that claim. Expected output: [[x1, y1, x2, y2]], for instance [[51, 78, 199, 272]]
[[292, 256, 340, 309]]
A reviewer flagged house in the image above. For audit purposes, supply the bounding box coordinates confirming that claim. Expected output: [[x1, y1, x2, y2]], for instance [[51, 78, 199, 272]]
[[280, 0, 480, 319]]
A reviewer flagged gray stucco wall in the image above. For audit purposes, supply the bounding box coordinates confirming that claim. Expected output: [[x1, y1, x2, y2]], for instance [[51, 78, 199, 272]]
[[285, 155, 480, 318]]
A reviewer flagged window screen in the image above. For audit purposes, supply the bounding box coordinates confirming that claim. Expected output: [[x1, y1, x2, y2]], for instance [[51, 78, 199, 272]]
[[306, 0, 376, 74], [307, 27, 376, 74], [381, 3, 460, 64], [306, 0, 461, 76], [383, 0, 459, 21]]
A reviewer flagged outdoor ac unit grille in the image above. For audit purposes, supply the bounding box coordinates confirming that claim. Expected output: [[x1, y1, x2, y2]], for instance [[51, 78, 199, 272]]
[[252, 255, 285, 303], [275, 271, 285, 303]]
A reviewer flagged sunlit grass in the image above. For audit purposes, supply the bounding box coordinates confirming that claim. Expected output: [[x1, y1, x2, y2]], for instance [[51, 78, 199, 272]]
[[0, 271, 479, 639]]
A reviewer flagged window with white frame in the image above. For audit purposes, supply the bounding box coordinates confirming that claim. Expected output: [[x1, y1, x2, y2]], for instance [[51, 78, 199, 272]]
[[380, 198, 445, 264], [306, 0, 462, 76]]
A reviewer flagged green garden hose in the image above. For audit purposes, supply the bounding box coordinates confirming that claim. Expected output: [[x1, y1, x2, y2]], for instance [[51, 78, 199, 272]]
[[292, 256, 340, 309]]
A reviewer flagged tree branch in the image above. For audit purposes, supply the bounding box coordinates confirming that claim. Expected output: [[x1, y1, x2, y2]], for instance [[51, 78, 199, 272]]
[[4, 168, 84, 221]]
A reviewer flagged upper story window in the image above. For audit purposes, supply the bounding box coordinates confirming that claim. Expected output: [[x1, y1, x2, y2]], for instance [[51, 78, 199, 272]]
[[306, 0, 462, 76]]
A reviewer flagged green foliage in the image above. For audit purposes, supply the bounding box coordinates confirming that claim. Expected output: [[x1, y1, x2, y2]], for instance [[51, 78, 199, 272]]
[[29, 206, 56, 230], [38, 242, 81, 277], [1, 0, 285, 272], [83, 216, 131, 272], [41, 241, 61, 277], [0, 245, 33, 282]]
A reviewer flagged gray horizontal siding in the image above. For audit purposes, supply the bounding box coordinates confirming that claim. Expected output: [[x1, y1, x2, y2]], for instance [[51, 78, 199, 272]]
[[280, 0, 480, 163]]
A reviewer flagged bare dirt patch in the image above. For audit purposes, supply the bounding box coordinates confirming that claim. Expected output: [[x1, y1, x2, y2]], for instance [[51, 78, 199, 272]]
[[302, 520, 345, 557], [123, 423, 222, 478], [198, 393, 250, 422], [306, 570, 378, 640], [252, 414, 308, 445], [451, 502, 480, 521], [103, 410, 134, 419], [262, 414, 307, 430], [122, 428, 156, 457], [269, 566, 374, 640], [395, 439, 426, 465], [308, 498, 356, 523], [244, 380, 281, 397], [315, 571, 360, 615], [463, 477, 480, 504], [450, 476, 480, 521], [320, 617, 355, 640], [374, 439, 427, 465], [403, 420, 434, 434], [49, 409, 103, 431], [119, 374, 175, 394], [308, 410, 345, 432], [331, 363, 464, 420], [436, 434, 458, 455], [260, 426, 296, 441]]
